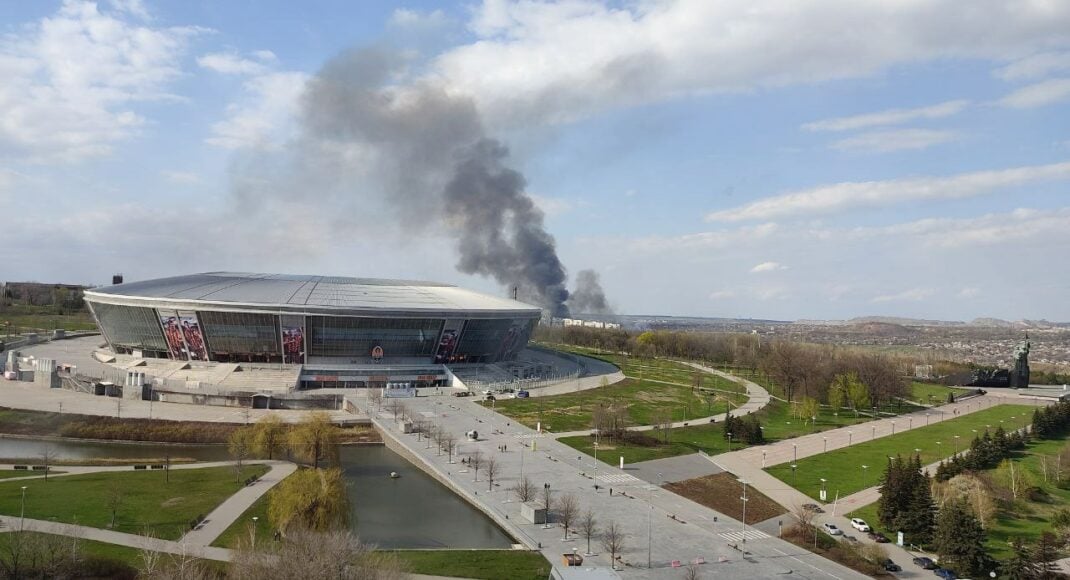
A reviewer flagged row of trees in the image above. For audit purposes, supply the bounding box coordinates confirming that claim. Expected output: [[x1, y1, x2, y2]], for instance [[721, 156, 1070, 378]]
[[935, 427, 1029, 481], [227, 412, 341, 473], [1032, 401, 1070, 440], [876, 455, 936, 545], [722, 413, 764, 445], [540, 326, 908, 408]]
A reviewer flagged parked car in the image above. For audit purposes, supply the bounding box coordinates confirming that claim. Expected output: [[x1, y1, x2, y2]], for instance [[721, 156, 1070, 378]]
[[516, 390, 530, 398], [802, 503, 825, 513], [850, 518, 871, 532], [913, 557, 938, 570], [822, 523, 842, 536], [882, 559, 901, 572], [484, 394, 496, 402], [934, 568, 957, 579], [868, 531, 890, 543], [451, 391, 471, 397]]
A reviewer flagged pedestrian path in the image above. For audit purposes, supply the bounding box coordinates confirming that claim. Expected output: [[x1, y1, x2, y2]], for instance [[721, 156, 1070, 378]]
[[180, 460, 297, 546], [594, 473, 642, 484], [719, 529, 770, 542]]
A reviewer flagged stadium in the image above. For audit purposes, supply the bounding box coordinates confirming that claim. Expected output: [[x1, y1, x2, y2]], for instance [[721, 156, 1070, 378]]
[[78, 273, 559, 405]]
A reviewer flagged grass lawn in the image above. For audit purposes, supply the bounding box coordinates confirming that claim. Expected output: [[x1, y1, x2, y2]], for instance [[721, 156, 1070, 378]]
[[0, 304, 97, 333], [392, 550, 551, 580], [767, 405, 1034, 500], [0, 464, 269, 540], [495, 353, 748, 432], [560, 397, 924, 465], [0, 470, 63, 480], [908, 382, 961, 406], [850, 435, 1070, 561]]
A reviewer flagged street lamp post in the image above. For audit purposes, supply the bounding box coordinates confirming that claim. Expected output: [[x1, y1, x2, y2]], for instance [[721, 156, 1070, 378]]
[[954, 435, 962, 456], [19, 486, 27, 531], [793, 443, 797, 464], [728, 432, 733, 452], [791, 463, 797, 486], [762, 450, 767, 468], [820, 478, 827, 502], [740, 478, 749, 543], [251, 516, 259, 547], [848, 431, 853, 446], [823, 437, 827, 453], [861, 465, 869, 488], [891, 420, 896, 435], [872, 426, 876, 441], [926, 413, 930, 426]]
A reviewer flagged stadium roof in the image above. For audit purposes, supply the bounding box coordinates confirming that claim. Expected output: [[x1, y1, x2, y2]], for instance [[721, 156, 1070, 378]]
[[85, 272, 541, 316]]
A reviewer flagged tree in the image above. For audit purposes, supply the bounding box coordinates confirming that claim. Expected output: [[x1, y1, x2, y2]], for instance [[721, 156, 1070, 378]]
[[601, 521, 625, 571], [799, 397, 819, 429], [558, 493, 579, 540], [106, 488, 124, 529], [368, 388, 384, 412], [827, 378, 846, 411], [228, 528, 405, 580], [287, 412, 338, 469], [39, 447, 56, 482], [1000, 538, 1039, 580], [468, 451, 483, 482], [442, 434, 456, 463], [485, 457, 500, 491], [1033, 531, 1061, 579], [229, 426, 255, 482], [268, 468, 350, 533], [513, 477, 536, 504], [933, 499, 993, 577], [579, 509, 598, 555], [253, 414, 286, 460], [846, 375, 871, 417]]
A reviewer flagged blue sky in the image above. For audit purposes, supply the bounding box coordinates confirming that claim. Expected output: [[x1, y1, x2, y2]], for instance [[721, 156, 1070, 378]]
[[2, 0, 1070, 321]]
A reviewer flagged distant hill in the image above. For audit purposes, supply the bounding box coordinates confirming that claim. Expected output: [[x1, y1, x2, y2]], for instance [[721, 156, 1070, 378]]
[[848, 316, 965, 327]]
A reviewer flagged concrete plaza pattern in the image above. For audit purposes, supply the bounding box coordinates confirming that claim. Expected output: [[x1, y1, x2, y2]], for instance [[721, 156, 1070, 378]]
[[369, 394, 869, 580]]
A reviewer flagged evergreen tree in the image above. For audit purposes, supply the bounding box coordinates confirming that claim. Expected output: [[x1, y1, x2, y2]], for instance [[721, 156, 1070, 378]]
[[877, 455, 907, 529], [892, 455, 935, 544], [1032, 531, 1060, 579], [933, 499, 994, 577], [1000, 539, 1039, 580]]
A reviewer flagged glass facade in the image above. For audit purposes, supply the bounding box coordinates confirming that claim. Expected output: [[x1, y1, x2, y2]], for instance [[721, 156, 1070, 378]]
[[90, 303, 168, 355], [198, 311, 280, 361], [455, 318, 536, 363], [308, 316, 444, 358]]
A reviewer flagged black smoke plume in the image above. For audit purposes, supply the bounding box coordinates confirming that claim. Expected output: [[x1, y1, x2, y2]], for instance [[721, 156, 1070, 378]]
[[567, 269, 612, 315]]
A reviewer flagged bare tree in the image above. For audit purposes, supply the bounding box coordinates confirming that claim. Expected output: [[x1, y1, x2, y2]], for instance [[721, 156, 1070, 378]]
[[601, 521, 626, 571], [512, 477, 536, 504], [228, 527, 406, 580], [39, 447, 56, 482], [138, 533, 163, 576], [106, 488, 124, 529], [485, 457, 501, 491], [388, 398, 401, 419], [368, 388, 383, 412], [442, 434, 456, 463], [579, 509, 598, 555], [683, 563, 699, 580], [558, 493, 579, 540], [468, 451, 484, 482]]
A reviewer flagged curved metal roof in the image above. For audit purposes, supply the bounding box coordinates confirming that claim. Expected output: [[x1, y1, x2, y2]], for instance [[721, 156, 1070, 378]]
[[85, 272, 541, 317]]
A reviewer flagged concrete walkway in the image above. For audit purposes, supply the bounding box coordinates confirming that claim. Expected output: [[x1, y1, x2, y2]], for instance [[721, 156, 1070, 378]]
[[180, 461, 297, 546], [549, 361, 771, 438]]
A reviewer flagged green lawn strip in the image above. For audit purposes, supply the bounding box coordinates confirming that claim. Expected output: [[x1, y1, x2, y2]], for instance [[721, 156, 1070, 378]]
[[767, 405, 1034, 500], [392, 549, 552, 580], [561, 397, 923, 465], [0, 464, 269, 540], [908, 382, 962, 406], [212, 482, 274, 548], [0, 470, 63, 480]]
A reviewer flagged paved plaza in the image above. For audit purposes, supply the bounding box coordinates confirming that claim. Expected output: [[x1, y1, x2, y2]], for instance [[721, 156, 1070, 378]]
[[369, 394, 869, 580]]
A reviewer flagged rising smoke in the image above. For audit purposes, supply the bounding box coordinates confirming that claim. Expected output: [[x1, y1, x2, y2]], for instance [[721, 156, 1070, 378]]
[[567, 269, 613, 315], [234, 48, 608, 317]]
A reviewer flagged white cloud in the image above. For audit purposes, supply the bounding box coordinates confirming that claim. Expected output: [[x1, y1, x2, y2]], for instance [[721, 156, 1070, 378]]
[[390, 8, 450, 30], [107, 0, 149, 20], [871, 288, 935, 303], [160, 170, 200, 184], [830, 128, 958, 153], [802, 100, 969, 132], [705, 160, 1070, 222], [430, 1, 1070, 128], [750, 261, 786, 273], [197, 52, 268, 75], [206, 71, 309, 149], [994, 52, 1070, 81], [998, 78, 1070, 109], [958, 287, 981, 298], [708, 289, 736, 300], [0, 1, 202, 163]]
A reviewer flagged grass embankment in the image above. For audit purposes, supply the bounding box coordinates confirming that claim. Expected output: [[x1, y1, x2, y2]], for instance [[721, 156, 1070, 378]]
[[561, 397, 927, 465], [0, 464, 269, 539], [0, 470, 63, 480], [213, 486, 272, 548], [908, 382, 961, 406], [494, 353, 747, 432], [850, 435, 1070, 561], [0, 406, 380, 445], [392, 550, 551, 580], [0, 304, 97, 333], [767, 405, 1034, 500], [665, 473, 786, 523]]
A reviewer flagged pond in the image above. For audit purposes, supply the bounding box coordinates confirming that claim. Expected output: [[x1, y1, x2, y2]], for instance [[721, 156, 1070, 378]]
[[0, 436, 512, 549]]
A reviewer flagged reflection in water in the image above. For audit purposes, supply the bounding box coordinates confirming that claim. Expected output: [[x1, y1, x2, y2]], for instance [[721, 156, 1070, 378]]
[[0, 437, 512, 549]]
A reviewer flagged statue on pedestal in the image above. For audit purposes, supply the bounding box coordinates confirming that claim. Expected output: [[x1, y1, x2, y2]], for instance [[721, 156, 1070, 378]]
[[1010, 334, 1030, 389]]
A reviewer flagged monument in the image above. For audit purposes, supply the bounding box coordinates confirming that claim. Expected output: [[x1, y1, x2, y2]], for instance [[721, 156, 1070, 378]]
[[1010, 335, 1030, 389]]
